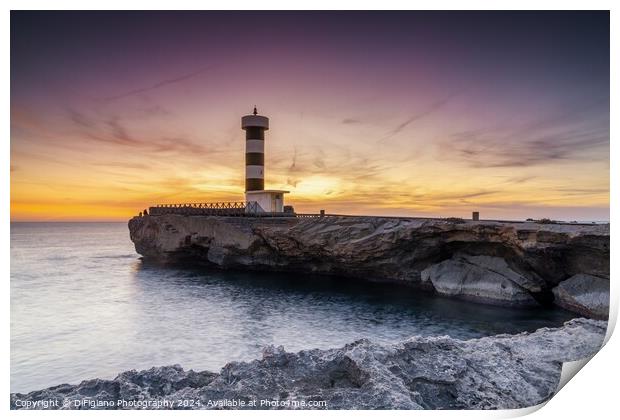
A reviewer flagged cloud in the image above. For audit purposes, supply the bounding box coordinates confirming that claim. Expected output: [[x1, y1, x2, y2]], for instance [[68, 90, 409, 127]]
[[503, 97, 609, 142], [286, 177, 300, 187], [98, 66, 212, 102], [153, 137, 209, 155], [106, 117, 134, 143], [142, 105, 172, 117], [543, 187, 609, 197], [65, 110, 211, 156], [444, 127, 608, 168], [453, 190, 501, 200], [286, 147, 302, 187], [313, 147, 326, 169], [67, 109, 97, 128], [342, 118, 360, 124], [91, 161, 151, 170], [504, 176, 536, 184], [439, 99, 609, 168], [379, 91, 462, 143], [11, 106, 56, 140], [313, 157, 326, 169], [288, 147, 298, 172], [276, 143, 395, 191]]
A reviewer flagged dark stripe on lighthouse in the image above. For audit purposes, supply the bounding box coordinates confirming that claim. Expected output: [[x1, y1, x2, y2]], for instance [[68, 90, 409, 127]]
[[245, 152, 264, 165], [246, 178, 264, 191], [245, 127, 264, 140]]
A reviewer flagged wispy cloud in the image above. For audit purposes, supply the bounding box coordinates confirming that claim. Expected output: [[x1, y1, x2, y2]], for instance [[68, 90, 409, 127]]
[[98, 66, 212, 102], [91, 161, 151, 170], [439, 98, 609, 168], [503, 176, 536, 184], [64, 109, 212, 156], [142, 104, 172, 117], [378, 91, 462, 143], [67, 108, 97, 128], [106, 117, 134, 143]]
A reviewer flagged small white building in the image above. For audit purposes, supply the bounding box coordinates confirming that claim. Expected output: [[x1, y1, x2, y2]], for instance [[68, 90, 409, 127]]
[[245, 190, 289, 213]]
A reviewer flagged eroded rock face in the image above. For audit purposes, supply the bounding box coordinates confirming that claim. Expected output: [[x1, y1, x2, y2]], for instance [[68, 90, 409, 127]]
[[420, 255, 539, 306], [128, 215, 609, 314], [10, 318, 607, 410], [553, 274, 610, 320]]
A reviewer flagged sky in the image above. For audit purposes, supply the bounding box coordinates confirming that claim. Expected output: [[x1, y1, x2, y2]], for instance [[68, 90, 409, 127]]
[[10, 11, 609, 221]]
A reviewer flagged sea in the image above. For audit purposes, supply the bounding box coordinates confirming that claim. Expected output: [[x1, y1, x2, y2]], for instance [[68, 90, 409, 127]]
[[10, 222, 575, 393]]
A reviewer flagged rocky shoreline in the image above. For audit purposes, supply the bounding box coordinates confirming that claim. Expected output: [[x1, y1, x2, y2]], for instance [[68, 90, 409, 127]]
[[12, 217, 609, 410], [11, 318, 607, 410], [128, 215, 609, 319]]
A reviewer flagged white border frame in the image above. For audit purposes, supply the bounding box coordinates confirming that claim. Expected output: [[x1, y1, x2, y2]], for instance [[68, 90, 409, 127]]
[[3, 2, 616, 419]]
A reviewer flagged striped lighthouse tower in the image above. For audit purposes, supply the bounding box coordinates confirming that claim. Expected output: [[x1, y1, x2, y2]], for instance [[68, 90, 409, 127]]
[[241, 106, 268, 192]]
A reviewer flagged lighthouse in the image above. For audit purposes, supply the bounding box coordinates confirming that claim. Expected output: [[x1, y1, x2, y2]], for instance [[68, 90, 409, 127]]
[[242, 106, 267, 191], [241, 107, 289, 213]]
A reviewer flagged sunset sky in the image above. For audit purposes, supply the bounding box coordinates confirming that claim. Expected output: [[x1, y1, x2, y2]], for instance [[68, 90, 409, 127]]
[[11, 11, 609, 221]]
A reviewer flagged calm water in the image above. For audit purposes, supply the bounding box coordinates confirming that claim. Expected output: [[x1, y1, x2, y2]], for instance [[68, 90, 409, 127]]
[[11, 222, 574, 393]]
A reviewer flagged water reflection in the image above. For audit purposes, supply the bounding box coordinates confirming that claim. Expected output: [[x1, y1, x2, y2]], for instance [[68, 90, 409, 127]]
[[131, 260, 574, 348]]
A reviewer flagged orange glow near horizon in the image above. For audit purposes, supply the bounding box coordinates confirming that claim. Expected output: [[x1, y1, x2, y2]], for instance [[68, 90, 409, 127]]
[[10, 118, 609, 222]]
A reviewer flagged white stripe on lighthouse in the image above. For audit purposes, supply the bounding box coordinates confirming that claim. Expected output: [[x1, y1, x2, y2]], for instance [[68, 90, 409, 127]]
[[246, 140, 264, 153], [245, 165, 264, 179]]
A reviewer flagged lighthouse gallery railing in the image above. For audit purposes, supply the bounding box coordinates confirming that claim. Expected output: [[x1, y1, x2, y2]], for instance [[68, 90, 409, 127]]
[[149, 201, 260, 216]]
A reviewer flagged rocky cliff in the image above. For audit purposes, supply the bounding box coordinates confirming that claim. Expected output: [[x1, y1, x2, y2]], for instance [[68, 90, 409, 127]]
[[128, 215, 609, 318], [11, 318, 607, 410]]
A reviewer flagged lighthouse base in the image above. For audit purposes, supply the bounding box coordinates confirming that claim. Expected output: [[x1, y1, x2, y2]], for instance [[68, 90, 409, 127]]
[[245, 190, 290, 213]]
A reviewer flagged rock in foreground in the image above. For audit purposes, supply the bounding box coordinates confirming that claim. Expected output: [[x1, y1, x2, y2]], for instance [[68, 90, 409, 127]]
[[553, 274, 610, 319], [11, 318, 606, 410]]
